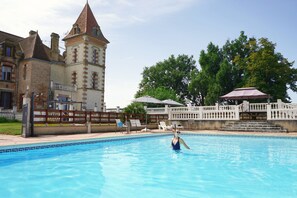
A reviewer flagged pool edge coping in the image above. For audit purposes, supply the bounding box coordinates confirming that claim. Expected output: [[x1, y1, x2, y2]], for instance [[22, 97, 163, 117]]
[[1, 131, 297, 153]]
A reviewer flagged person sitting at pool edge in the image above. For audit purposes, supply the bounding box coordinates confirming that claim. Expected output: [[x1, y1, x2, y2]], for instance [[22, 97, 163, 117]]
[[171, 131, 190, 150]]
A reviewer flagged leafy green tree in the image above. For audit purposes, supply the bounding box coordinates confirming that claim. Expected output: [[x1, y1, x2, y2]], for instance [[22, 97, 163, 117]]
[[188, 70, 209, 105], [244, 38, 297, 102], [123, 102, 146, 114], [137, 54, 198, 103], [190, 31, 297, 104], [221, 31, 252, 90], [189, 42, 222, 105]]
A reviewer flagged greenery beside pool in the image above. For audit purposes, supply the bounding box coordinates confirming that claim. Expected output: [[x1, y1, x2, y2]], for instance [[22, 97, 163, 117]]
[[0, 123, 21, 135]]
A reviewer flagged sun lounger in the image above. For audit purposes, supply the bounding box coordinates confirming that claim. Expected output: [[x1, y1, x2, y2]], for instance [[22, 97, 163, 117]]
[[115, 119, 127, 133], [171, 121, 184, 130], [159, 121, 173, 131], [130, 119, 145, 132]]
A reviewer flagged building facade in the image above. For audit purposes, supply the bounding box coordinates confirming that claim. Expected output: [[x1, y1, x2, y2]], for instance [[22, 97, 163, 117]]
[[0, 2, 109, 111]]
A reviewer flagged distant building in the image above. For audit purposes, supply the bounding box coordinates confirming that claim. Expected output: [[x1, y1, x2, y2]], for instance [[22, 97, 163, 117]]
[[0, 2, 109, 111]]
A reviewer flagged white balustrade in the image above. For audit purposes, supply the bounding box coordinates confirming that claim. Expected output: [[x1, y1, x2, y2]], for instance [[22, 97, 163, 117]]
[[170, 105, 239, 121], [268, 100, 297, 120], [249, 103, 267, 112], [147, 100, 297, 121]]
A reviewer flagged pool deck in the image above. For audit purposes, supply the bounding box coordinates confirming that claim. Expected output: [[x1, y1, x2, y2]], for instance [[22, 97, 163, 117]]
[[1, 130, 297, 147]]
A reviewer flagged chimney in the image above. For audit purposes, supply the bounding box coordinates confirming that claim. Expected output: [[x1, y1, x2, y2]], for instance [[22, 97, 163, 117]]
[[50, 32, 60, 61], [29, 30, 37, 36]]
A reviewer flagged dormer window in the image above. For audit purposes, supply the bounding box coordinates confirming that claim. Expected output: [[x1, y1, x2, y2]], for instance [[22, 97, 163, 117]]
[[73, 24, 80, 35], [6, 47, 12, 57], [92, 27, 100, 37], [3, 44, 14, 57]]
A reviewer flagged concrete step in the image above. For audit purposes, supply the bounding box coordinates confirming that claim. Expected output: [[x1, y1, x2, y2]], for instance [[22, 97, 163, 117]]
[[221, 121, 288, 133]]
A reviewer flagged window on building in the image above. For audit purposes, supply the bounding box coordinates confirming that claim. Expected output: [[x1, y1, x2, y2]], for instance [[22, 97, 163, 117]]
[[5, 47, 12, 57], [73, 48, 78, 63], [92, 27, 101, 37], [0, 91, 12, 109], [19, 93, 25, 110], [1, 65, 12, 81], [93, 49, 98, 64], [73, 24, 80, 34], [23, 65, 27, 80], [72, 71, 77, 85], [91, 72, 98, 89]]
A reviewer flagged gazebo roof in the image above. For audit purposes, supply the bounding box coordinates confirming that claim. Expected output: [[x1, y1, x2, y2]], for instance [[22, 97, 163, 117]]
[[220, 87, 269, 100]]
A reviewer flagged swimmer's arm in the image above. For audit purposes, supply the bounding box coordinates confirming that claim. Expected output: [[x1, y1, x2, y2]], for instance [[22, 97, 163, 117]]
[[180, 138, 190, 149]]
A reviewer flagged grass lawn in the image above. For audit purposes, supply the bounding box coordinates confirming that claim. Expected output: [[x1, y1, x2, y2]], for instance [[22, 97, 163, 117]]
[[0, 122, 22, 135]]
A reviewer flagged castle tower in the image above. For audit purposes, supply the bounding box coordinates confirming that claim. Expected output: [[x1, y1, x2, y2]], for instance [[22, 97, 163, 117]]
[[63, 2, 109, 111]]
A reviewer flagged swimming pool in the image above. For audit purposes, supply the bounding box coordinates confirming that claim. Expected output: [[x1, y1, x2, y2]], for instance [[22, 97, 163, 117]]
[[1, 134, 297, 197]]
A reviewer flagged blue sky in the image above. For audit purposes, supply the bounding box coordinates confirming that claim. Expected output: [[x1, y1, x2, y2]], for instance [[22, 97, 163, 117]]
[[1, 0, 296, 108]]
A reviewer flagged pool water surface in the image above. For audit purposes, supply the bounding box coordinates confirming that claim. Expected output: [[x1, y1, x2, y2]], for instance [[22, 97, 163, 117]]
[[0, 134, 297, 197]]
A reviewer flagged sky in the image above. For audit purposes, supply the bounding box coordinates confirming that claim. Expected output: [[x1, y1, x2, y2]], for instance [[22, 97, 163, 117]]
[[1, 0, 296, 108]]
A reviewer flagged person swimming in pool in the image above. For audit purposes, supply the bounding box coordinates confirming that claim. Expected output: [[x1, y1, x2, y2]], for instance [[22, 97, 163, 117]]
[[171, 130, 190, 150]]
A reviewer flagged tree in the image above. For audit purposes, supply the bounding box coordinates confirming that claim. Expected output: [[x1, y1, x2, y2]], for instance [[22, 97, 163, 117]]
[[190, 31, 297, 104], [123, 102, 146, 114], [244, 38, 297, 102], [136, 54, 198, 103], [189, 42, 222, 105]]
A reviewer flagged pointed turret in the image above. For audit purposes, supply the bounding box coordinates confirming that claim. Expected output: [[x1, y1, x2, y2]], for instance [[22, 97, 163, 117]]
[[63, 2, 109, 44]]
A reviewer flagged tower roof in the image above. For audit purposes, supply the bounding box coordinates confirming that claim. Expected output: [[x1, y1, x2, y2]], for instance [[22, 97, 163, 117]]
[[63, 2, 109, 43]]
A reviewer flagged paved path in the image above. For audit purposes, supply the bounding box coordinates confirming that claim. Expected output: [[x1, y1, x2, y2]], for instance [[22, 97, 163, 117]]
[[1, 130, 297, 147]]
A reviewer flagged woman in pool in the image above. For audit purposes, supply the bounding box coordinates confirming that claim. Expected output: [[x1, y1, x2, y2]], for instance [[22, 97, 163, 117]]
[[171, 131, 190, 150]]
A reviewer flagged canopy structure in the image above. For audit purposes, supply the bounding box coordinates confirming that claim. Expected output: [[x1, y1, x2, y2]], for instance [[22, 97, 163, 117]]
[[220, 87, 269, 100], [133, 95, 163, 104], [162, 99, 183, 106], [132, 95, 163, 132]]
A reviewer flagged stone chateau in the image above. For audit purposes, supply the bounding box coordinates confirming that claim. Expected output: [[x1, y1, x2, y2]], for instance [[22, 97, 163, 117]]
[[0, 2, 109, 111]]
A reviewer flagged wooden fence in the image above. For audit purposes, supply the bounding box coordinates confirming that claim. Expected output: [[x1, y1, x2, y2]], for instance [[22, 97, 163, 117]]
[[34, 109, 168, 124]]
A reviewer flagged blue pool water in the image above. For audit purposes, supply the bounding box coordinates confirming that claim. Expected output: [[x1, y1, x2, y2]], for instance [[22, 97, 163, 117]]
[[1, 134, 297, 197]]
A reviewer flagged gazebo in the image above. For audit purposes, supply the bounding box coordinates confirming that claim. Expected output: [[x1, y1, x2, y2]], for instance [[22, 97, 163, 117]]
[[220, 87, 270, 120], [220, 87, 269, 100]]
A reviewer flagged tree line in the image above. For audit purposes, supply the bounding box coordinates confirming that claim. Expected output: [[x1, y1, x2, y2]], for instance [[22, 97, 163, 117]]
[[132, 31, 297, 108]]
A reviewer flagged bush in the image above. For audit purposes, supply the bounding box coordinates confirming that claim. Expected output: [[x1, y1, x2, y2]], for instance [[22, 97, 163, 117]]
[[0, 117, 19, 123]]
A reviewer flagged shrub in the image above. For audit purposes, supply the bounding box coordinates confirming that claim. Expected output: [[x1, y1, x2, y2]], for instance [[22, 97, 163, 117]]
[[0, 117, 19, 123]]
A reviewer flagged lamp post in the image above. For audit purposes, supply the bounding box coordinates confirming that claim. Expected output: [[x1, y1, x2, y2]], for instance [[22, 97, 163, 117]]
[[143, 105, 148, 131]]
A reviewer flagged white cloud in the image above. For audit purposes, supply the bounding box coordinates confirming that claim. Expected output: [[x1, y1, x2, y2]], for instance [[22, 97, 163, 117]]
[[0, 0, 198, 40], [96, 0, 197, 27]]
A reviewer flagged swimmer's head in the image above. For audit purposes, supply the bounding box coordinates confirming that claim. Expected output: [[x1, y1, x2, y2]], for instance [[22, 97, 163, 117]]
[[174, 131, 181, 137]]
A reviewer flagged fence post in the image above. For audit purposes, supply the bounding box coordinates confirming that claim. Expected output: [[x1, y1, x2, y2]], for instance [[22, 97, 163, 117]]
[[30, 92, 35, 136], [45, 109, 48, 124], [89, 111, 92, 122], [267, 104, 271, 120], [21, 100, 31, 138], [235, 105, 239, 120], [59, 110, 62, 123]]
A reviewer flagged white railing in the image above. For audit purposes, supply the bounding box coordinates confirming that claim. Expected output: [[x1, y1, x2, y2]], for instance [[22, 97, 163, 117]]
[[51, 82, 77, 92], [267, 100, 297, 120], [169, 105, 239, 121], [249, 103, 267, 112], [146, 100, 297, 121], [147, 107, 168, 114]]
